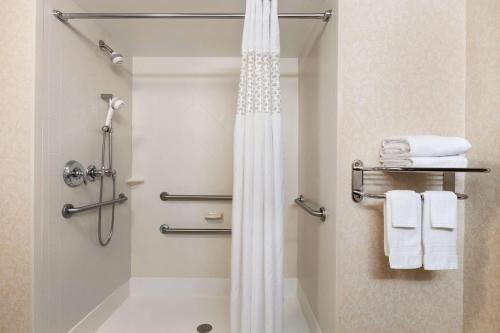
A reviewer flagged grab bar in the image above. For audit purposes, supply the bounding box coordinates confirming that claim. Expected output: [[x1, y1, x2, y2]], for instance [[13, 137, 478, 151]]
[[62, 193, 128, 218], [294, 195, 326, 221], [160, 224, 231, 234], [160, 192, 232, 201]]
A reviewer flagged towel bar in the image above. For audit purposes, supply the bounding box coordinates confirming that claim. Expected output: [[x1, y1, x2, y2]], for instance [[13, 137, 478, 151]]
[[352, 190, 468, 200], [352, 159, 490, 202]]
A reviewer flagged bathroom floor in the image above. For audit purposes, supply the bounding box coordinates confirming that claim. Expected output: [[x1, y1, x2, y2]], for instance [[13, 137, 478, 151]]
[[96, 279, 310, 333]]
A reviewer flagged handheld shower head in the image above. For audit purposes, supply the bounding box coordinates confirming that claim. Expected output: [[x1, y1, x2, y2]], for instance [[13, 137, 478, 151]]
[[110, 97, 125, 110], [99, 40, 124, 65], [104, 97, 125, 127]]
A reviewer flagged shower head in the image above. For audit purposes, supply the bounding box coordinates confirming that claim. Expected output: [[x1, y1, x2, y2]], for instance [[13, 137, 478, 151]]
[[110, 97, 125, 110], [110, 52, 124, 65], [101, 95, 125, 128], [99, 40, 124, 65]]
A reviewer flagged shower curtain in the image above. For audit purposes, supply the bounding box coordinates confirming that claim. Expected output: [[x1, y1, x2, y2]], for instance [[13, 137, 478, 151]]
[[231, 0, 283, 332]]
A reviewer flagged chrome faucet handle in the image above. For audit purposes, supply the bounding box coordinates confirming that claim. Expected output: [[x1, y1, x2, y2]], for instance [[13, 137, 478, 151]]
[[63, 160, 87, 187], [86, 165, 98, 182]]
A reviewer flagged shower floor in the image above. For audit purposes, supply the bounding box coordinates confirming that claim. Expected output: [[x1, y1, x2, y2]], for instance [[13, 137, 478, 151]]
[[96, 278, 311, 333]]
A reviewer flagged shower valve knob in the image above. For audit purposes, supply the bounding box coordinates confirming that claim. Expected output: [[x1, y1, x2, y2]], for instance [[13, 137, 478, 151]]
[[63, 160, 87, 187]]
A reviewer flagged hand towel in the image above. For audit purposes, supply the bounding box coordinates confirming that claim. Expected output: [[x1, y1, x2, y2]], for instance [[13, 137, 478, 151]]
[[380, 155, 468, 168], [381, 135, 471, 158], [384, 190, 422, 269], [422, 191, 458, 270]]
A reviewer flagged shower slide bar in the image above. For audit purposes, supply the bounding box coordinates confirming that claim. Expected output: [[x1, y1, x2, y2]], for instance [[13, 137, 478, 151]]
[[53, 10, 333, 22], [62, 193, 128, 218]]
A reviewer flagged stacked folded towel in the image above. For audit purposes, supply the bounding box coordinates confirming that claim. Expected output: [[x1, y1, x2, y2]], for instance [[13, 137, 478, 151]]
[[380, 135, 471, 167]]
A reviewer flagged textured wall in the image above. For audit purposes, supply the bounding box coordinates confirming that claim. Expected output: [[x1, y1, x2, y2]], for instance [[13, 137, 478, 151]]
[[335, 1, 466, 332], [297, 0, 338, 331], [0, 0, 35, 332], [35, 0, 133, 332], [464, 1, 500, 332], [131, 57, 299, 278]]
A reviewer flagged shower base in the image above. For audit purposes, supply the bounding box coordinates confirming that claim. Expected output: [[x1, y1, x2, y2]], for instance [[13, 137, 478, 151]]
[[95, 278, 311, 333]]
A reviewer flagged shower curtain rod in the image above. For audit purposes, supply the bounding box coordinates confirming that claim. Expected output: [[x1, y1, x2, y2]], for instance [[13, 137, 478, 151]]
[[53, 10, 333, 22]]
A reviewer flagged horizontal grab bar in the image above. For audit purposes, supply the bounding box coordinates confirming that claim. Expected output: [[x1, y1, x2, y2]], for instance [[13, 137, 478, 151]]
[[62, 193, 128, 218], [294, 195, 326, 222], [160, 224, 231, 234], [160, 192, 232, 201]]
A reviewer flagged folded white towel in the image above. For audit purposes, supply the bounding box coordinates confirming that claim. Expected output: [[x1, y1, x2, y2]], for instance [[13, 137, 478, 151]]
[[384, 191, 422, 269], [381, 135, 471, 158], [422, 191, 458, 270], [380, 155, 468, 168]]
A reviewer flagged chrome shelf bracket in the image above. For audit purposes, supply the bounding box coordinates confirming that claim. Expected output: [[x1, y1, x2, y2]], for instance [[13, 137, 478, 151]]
[[351, 159, 490, 202]]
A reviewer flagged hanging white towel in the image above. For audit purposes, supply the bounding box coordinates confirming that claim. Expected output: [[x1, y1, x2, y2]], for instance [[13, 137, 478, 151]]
[[422, 191, 458, 270], [381, 135, 471, 158], [380, 155, 468, 168], [384, 191, 422, 269]]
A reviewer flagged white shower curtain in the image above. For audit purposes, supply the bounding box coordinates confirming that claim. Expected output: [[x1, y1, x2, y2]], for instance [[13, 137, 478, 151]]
[[231, 0, 283, 332]]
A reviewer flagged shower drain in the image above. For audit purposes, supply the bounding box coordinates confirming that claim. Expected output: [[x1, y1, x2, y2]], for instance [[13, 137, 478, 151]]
[[197, 323, 213, 333]]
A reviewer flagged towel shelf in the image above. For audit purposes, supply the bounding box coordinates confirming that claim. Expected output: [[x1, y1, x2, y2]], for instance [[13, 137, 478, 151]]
[[352, 159, 490, 202], [353, 164, 490, 173]]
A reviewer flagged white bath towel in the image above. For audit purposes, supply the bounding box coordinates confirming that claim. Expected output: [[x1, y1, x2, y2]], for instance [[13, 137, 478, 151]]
[[422, 191, 458, 270], [384, 191, 422, 269], [381, 135, 471, 158], [380, 155, 468, 168]]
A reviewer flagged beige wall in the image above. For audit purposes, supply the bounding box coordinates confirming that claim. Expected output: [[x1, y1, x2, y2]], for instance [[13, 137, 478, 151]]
[[299, 1, 469, 332], [335, 1, 466, 332], [131, 57, 299, 278], [464, 1, 500, 332], [297, 0, 338, 331], [0, 0, 36, 332], [35, 0, 133, 332]]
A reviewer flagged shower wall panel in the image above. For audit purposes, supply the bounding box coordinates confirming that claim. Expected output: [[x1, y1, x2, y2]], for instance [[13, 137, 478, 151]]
[[297, 0, 339, 331], [36, 0, 133, 332], [131, 57, 299, 278]]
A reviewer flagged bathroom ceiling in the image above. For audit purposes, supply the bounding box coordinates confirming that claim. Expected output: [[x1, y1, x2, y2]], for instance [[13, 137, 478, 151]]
[[70, 0, 330, 57]]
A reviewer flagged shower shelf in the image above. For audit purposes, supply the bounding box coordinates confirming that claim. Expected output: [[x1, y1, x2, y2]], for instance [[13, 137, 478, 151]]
[[352, 159, 490, 202]]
